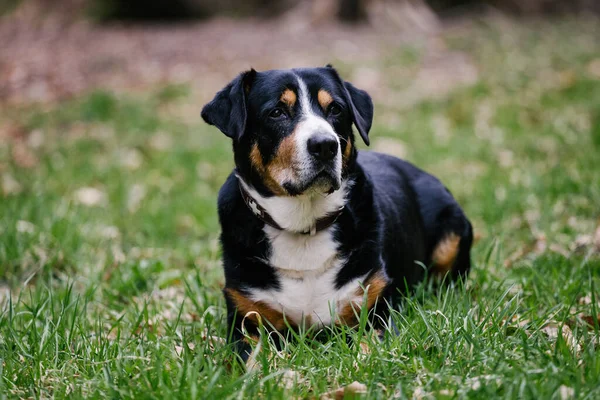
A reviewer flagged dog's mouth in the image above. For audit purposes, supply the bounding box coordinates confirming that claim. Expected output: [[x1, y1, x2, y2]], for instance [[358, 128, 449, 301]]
[[283, 169, 341, 196]]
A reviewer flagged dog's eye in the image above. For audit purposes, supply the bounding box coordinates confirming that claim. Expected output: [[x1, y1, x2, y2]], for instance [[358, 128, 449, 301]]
[[329, 104, 342, 116], [269, 108, 285, 119]]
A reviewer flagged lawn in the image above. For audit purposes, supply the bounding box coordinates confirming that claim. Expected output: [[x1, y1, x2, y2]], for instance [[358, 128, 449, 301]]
[[1, 16, 600, 399]]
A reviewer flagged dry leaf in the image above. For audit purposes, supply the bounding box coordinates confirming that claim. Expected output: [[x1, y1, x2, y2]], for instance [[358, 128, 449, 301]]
[[245, 339, 262, 373], [2, 173, 22, 195], [174, 343, 195, 357], [558, 385, 574, 400], [579, 314, 600, 328], [200, 334, 226, 352], [541, 323, 580, 353], [412, 386, 427, 399], [74, 187, 107, 207], [120, 148, 143, 170], [578, 295, 592, 305], [149, 133, 172, 151], [533, 234, 547, 254], [16, 220, 35, 234], [281, 369, 304, 390], [321, 381, 367, 399], [0, 285, 11, 306], [12, 141, 38, 168], [587, 58, 600, 79], [127, 184, 146, 212]]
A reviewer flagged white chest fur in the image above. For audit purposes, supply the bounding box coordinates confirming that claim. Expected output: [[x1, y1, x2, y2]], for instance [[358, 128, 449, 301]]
[[247, 226, 366, 327]]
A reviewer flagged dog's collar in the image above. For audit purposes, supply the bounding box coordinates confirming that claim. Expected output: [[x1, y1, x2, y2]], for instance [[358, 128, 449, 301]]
[[238, 183, 344, 236]]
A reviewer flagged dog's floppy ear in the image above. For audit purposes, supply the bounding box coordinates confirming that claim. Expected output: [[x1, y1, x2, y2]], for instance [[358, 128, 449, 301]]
[[201, 69, 256, 141], [326, 65, 373, 146]]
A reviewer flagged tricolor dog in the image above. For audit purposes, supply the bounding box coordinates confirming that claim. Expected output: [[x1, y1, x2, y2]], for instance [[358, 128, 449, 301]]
[[201, 66, 473, 361]]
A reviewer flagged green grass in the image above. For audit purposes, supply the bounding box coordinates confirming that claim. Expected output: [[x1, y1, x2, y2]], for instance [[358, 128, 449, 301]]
[[2, 17, 600, 399]]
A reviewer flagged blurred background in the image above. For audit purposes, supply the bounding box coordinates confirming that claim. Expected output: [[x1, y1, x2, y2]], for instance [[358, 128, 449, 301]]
[[2, 0, 600, 105]]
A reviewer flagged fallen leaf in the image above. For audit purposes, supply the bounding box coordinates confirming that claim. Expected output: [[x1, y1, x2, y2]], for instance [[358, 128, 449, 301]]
[[149, 132, 173, 151], [465, 375, 502, 391], [12, 141, 38, 168], [533, 234, 547, 254], [558, 385, 574, 400], [578, 295, 592, 305], [321, 381, 367, 399], [100, 225, 120, 239], [2, 173, 22, 195], [359, 340, 371, 354], [572, 234, 593, 253], [174, 343, 195, 357], [74, 187, 107, 207], [200, 334, 226, 352], [587, 58, 600, 79], [16, 220, 35, 234], [412, 386, 427, 399], [541, 323, 580, 353], [120, 148, 143, 170], [245, 338, 262, 373], [549, 243, 569, 258], [0, 285, 11, 305], [127, 184, 146, 213], [281, 369, 304, 390], [579, 314, 600, 328]]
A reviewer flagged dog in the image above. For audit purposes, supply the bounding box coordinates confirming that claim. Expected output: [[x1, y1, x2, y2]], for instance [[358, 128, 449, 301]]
[[201, 65, 473, 362]]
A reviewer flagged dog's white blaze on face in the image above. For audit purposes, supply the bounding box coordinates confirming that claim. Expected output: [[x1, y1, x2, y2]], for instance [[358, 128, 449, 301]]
[[294, 75, 342, 185]]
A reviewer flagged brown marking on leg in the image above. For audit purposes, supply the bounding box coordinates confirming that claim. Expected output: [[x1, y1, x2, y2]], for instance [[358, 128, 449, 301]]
[[280, 89, 297, 109], [317, 89, 333, 111], [431, 233, 461, 277], [225, 288, 288, 331], [249, 143, 287, 196], [338, 270, 389, 326]]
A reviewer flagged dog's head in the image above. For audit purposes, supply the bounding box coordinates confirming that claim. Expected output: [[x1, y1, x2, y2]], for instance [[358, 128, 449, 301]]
[[201, 66, 373, 197]]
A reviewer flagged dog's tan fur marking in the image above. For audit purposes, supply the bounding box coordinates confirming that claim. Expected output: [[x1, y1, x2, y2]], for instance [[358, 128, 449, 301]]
[[317, 89, 333, 110], [280, 89, 297, 108], [225, 288, 289, 331], [342, 139, 352, 170], [249, 143, 288, 196], [338, 270, 389, 326], [249, 128, 300, 196], [431, 233, 461, 276]]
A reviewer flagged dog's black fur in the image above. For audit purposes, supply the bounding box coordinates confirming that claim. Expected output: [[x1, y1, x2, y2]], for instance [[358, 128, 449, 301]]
[[202, 66, 473, 361]]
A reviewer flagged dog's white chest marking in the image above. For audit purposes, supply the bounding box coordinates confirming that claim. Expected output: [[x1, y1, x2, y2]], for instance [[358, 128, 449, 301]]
[[248, 226, 366, 327]]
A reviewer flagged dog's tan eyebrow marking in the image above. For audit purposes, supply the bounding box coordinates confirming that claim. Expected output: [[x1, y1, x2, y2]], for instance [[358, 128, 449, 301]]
[[280, 89, 297, 108], [317, 89, 333, 110]]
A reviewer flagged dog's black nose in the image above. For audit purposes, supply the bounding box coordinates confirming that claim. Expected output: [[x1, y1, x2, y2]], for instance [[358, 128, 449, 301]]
[[307, 134, 338, 162]]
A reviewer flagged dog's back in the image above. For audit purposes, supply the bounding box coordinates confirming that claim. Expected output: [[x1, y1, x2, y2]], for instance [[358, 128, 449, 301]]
[[359, 150, 473, 285]]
